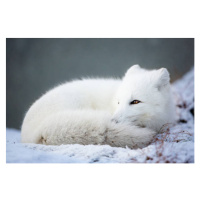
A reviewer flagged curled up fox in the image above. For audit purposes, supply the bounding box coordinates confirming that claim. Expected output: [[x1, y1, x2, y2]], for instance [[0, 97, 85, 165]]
[[21, 65, 176, 149]]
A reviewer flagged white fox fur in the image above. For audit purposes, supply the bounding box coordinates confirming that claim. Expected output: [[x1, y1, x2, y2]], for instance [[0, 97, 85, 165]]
[[21, 65, 176, 149]]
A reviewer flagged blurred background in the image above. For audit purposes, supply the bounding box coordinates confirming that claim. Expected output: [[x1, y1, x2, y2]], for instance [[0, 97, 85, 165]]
[[6, 38, 194, 129]]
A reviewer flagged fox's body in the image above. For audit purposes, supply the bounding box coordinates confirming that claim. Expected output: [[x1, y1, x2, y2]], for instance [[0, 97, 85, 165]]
[[21, 65, 176, 148]]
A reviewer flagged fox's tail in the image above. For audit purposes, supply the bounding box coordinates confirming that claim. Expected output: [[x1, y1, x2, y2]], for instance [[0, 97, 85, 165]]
[[21, 110, 156, 149]]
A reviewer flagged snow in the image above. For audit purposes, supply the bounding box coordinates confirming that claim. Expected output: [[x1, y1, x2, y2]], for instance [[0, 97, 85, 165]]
[[6, 68, 194, 163]]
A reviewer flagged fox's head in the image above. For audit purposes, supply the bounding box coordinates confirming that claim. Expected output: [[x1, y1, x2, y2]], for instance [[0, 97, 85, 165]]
[[112, 65, 176, 131]]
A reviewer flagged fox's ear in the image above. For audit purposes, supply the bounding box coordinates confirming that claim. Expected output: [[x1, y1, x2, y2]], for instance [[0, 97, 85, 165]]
[[126, 64, 141, 75], [155, 68, 170, 90]]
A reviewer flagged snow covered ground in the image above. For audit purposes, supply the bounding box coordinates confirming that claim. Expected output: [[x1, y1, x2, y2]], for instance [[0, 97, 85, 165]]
[[6, 68, 194, 163]]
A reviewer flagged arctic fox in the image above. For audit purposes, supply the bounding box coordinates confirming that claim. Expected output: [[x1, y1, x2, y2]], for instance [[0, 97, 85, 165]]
[[21, 65, 176, 149]]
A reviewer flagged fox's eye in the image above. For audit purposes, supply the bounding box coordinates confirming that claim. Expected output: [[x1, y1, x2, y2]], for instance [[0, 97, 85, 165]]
[[130, 100, 141, 105]]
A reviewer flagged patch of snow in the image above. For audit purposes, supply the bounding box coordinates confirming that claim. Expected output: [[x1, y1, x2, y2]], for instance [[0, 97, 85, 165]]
[[6, 68, 194, 163]]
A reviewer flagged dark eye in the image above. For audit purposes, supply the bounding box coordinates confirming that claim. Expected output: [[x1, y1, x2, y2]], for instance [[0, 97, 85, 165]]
[[130, 100, 141, 105]]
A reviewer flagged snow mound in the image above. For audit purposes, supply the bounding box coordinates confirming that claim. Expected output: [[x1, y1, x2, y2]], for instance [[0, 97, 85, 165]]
[[6, 68, 194, 163]]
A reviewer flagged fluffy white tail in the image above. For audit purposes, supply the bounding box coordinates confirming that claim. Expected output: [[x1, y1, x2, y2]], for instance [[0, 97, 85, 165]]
[[21, 110, 156, 149]]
